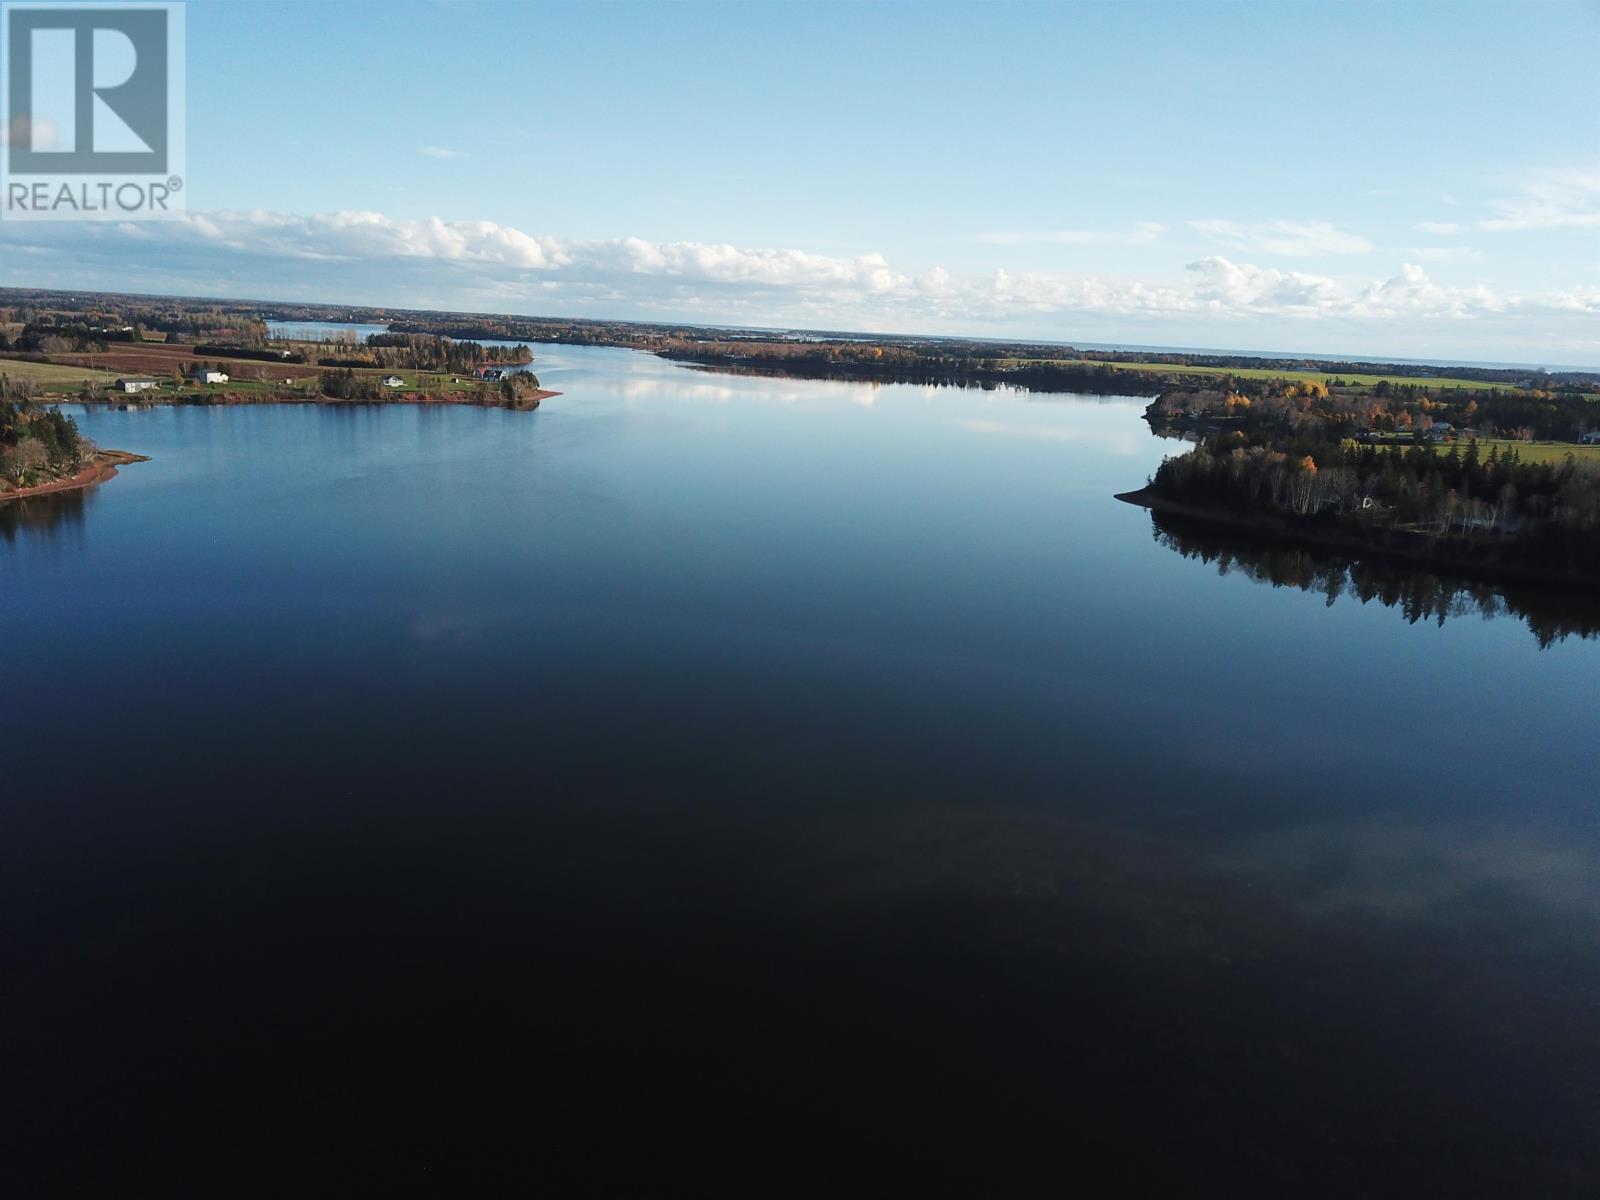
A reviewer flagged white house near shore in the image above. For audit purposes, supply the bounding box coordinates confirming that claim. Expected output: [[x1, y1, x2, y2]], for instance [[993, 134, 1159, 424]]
[[192, 369, 229, 385], [114, 377, 159, 393], [382, 375, 405, 388]]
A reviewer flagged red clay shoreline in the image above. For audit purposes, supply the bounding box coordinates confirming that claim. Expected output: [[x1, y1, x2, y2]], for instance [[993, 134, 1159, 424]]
[[0, 449, 151, 504]]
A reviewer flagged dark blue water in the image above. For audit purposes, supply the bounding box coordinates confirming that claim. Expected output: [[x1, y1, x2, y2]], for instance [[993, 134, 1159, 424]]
[[5, 345, 1599, 1193]]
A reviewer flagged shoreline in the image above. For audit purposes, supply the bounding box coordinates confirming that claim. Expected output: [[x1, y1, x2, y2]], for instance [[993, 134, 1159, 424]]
[[1115, 486, 1600, 594], [79, 389, 562, 410], [0, 449, 150, 505]]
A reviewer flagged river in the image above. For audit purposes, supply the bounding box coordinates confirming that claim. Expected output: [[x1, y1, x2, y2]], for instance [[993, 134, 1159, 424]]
[[5, 342, 1598, 1192]]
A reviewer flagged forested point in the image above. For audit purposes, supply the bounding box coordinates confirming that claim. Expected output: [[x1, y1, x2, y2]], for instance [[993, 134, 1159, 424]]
[[1144, 380, 1600, 582], [1, 376, 90, 490]]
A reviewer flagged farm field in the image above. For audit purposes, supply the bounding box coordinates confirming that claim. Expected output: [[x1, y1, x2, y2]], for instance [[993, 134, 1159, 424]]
[[41, 344, 500, 394], [1032, 357, 1511, 391], [376, 371, 483, 393], [1373, 436, 1600, 464], [1455, 438, 1600, 465], [0, 357, 119, 389], [49, 343, 310, 382]]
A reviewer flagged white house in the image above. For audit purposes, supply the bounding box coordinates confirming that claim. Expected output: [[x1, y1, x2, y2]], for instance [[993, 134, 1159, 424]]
[[193, 369, 229, 385], [114, 377, 159, 393], [382, 375, 405, 388]]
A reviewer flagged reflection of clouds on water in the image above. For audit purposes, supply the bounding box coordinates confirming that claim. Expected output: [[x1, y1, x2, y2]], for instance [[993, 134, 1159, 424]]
[[577, 352, 1162, 429], [617, 377, 743, 405], [408, 607, 508, 646], [409, 613, 480, 645], [616, 371, 885, 409], [1209, 816, 1600, 925], [958, 418, 1144, 456]]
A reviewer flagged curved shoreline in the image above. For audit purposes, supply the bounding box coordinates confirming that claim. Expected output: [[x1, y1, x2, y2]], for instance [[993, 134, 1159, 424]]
[[80, 389, 562, 410], [1115, 486, 1600, 594], [0, 449, 150, 505]]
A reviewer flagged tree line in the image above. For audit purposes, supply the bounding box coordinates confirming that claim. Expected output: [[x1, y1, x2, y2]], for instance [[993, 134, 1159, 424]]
[[1146, 382, 1600, 580], [316, 334, 532, 373]]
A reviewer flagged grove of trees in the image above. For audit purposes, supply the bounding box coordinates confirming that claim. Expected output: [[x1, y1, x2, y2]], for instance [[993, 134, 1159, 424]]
[[0, 376, 88, 488]]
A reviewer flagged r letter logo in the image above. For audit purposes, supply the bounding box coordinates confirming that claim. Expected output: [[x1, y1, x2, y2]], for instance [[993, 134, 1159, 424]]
[[2, 2, 186, 220]]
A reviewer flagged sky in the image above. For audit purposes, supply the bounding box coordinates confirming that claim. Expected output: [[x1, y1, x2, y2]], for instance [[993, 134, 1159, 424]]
[[2, 0, 1598, 364]]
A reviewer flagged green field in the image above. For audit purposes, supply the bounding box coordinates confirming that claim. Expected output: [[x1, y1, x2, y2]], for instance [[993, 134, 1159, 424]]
[[1456, 438, 1600, 465], [152, 373, 479, 399], [1049, 358, 1508, 391], [0, 358, 496, 400], [0, 358, 119, 390], [1376, 437, 1600, 465], [380, 371, 482, 393]]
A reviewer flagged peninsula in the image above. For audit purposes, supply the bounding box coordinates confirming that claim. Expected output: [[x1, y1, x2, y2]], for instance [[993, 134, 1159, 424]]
[[1, 385, 151, 503], [1120, 378, 1600, 589]]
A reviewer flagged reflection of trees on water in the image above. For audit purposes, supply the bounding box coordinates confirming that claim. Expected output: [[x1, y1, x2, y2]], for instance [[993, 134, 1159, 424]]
[[681, 362, 1140, 403], [0, 489, 90, 544], [1150, 511, 1600, 649]]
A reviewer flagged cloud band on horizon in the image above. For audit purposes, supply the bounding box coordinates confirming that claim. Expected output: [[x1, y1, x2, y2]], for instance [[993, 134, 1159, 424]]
[[1, 208, 1596, 359]]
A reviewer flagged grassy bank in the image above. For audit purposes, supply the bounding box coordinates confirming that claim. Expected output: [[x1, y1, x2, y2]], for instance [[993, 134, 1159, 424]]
[[0, 358, 120, 389], [1370, 437, 1600, 464]]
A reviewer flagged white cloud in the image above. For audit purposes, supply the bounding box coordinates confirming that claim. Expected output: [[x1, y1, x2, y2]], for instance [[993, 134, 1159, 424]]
[[1189, 218, 1373, 257], [2, 209, 1597, 354], [192, 209, 567, 266], [419, 145, 469, 160], [1478, 168, 1600, 231], [976, 222, 1166, 247]]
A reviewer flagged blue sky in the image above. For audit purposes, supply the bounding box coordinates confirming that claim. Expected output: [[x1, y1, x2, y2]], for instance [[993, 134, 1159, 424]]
[[4, 0, 1599, 363]]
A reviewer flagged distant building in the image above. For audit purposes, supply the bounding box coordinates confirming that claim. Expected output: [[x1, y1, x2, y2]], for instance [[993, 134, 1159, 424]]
[[191, 369, 229, 384], [1581, 431, 1600, 445], [382, 375, 405, 388], [473, 366, 507, 381], [114, 377, 159, 393]]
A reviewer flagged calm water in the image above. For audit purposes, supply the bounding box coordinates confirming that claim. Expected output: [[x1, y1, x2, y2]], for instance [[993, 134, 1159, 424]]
[[5, 345, 1599, 1192]]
